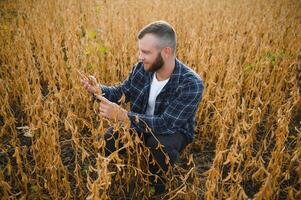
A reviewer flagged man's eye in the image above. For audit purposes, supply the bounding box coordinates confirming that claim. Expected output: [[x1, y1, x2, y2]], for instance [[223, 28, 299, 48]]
[[141, 51, 149, 55]]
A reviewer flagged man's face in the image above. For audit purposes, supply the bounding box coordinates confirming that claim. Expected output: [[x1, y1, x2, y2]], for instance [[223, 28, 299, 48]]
[[138, 34, 165, 72]]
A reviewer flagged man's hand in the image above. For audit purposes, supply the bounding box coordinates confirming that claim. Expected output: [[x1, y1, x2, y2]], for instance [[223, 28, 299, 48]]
[[78, 71, 102, 95], [95, 94, 130, 123]]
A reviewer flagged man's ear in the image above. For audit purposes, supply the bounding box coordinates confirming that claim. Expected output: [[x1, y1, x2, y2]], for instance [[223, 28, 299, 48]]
[[162, 47, 173, 58]]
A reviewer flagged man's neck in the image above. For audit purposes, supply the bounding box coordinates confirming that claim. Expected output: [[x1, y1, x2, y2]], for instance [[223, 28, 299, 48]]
[[155, 58, 176, 81]]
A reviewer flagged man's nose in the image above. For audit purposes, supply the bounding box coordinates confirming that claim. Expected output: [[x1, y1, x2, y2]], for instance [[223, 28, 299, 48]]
[[138, 53, 144, 62]]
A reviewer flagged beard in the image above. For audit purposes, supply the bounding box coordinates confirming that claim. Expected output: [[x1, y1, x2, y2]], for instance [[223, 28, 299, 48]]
[[145, 52, 164, 72]]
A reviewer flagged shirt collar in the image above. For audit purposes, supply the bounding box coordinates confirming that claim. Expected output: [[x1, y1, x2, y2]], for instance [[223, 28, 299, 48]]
[[159, 58, 181, 93]]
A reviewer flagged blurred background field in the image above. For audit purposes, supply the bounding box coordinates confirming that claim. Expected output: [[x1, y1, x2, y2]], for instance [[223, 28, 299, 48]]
[[0, 0, 301, 199]]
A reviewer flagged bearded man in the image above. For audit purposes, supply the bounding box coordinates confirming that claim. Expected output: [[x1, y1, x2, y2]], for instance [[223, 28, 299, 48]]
[[81, 20, 204, 196]]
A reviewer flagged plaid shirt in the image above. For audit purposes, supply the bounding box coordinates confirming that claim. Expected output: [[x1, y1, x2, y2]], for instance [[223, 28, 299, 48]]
[[100, 59, 204, 143]]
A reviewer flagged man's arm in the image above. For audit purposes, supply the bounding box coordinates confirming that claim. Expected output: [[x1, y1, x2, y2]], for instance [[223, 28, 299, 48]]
[[98, 64, 138, 104]]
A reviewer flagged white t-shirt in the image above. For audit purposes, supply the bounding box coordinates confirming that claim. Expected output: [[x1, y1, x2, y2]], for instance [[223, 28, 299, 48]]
[[146, 73, 169, 115]]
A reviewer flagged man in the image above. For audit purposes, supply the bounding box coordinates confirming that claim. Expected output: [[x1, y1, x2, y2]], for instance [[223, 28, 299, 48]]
[[81, 20, 204, 195]]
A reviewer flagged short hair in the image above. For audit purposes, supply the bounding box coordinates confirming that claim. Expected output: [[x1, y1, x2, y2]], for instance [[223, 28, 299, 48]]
[[137, 20, 176, 54]]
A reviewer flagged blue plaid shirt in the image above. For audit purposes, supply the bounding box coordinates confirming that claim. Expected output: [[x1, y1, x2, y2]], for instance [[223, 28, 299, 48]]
[[100, 59, 204, 143]]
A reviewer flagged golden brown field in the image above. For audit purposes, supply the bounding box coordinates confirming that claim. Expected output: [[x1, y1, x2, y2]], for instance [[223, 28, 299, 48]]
[[0, 0, 301, 199]]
